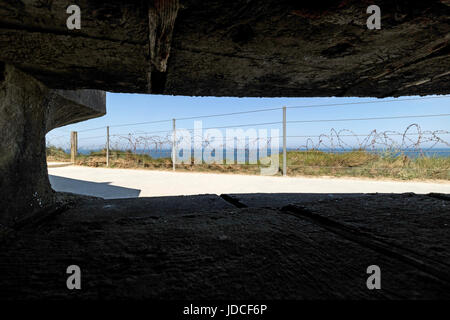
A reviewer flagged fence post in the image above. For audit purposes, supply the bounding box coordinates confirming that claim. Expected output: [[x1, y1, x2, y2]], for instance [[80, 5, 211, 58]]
[[106, 126, 110, 167], [70, 131, 78, 163], [172, 118, 176, 171], [283, 106, 287, 176]]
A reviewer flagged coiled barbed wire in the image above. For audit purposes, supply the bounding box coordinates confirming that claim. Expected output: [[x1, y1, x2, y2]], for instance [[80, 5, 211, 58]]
[[297, 124, 449, 154], [47, 124, 450, 158]]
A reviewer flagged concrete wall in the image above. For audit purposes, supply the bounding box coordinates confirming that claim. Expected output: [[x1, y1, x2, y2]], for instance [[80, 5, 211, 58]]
[[0, 64, 105, 225]]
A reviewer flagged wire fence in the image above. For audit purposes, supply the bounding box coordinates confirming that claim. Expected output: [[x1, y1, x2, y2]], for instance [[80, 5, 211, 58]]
[[45, 96, 450, 179]]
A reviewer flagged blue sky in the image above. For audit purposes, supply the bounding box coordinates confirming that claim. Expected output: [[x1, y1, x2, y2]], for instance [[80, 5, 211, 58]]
[[46, 93, 450, 150]]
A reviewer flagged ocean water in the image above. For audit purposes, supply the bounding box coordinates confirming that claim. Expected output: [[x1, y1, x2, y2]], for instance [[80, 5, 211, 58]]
[[77, 148, 450, 161]]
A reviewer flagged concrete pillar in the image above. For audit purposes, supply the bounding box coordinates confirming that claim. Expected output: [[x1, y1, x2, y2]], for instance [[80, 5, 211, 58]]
[[0, 64, 55, 225], [0, 63, 106, 226]]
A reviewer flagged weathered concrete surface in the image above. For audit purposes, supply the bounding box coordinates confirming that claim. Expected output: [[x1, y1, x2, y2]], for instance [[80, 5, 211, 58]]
[[0, 64, 53, 225], [224, 192, 450, 208], [282, 194, 450, 270], [222, 193, 372, 209], [166, 0, 450, 97], [46, 89, 106, 131], [0, 193, 449, 299], [0, 64, 105, 225], [0, 1, 449, 96]]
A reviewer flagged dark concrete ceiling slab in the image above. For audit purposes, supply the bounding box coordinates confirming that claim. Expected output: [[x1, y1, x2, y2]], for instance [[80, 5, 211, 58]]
[[1, 0, 449, 97], [0, 0, 151, 92]]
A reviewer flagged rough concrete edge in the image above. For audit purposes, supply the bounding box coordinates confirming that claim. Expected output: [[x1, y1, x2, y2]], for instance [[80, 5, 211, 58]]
[[46, 89, 106, 131], [53, 89, 106, 114]]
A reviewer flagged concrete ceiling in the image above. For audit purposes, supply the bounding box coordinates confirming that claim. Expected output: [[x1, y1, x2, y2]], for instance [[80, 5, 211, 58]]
[[1, 0, 449, 97]]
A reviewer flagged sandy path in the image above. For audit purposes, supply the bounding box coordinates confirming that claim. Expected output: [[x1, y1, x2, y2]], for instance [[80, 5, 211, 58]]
[[47, 164, 449, 199]]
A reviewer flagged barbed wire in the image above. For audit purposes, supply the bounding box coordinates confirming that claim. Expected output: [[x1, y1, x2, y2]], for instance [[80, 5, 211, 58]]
[[295, 124, 450, 153], [49, 124, 449, 159], [44, 95, 450, 161]]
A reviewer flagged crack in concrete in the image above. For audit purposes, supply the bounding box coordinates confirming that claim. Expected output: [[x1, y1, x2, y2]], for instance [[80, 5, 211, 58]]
[[280, 203, 450, 287], [220, 194, 248, 208]]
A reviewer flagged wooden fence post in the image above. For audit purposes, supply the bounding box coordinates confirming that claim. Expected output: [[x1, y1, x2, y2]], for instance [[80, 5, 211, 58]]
[[283, 106, 287, 176], [70, 131, 78, 163], [106, 126, 110, 167], [172, 118, 176, 171]]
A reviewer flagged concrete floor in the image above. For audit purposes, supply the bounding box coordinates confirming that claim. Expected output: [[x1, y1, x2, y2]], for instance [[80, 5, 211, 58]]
[[47, 165, 450, 199], [2, 192, 450, 300]]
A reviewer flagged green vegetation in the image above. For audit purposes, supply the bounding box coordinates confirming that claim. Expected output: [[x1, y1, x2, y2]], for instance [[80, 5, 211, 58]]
[[46, 146, 450, 181], [46, 145, 70, 160], [282, 150, 449, 180]]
